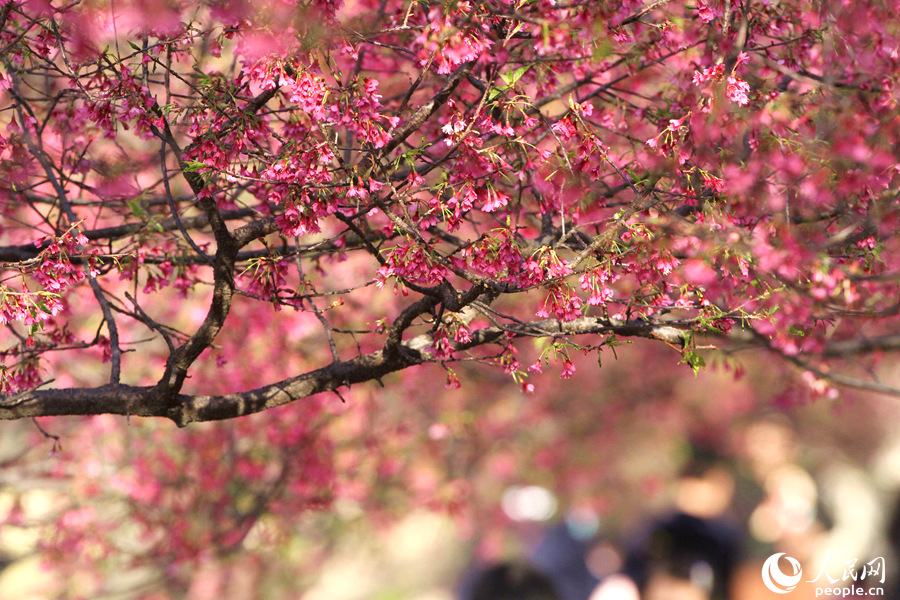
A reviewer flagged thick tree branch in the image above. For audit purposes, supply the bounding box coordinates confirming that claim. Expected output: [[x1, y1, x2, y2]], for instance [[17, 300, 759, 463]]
[[153, 116, 239, 400], [0, 316, 688, 425], [233, 216, 279, 248], [156, 239, 238, 399], [821, 334, 900, 357]]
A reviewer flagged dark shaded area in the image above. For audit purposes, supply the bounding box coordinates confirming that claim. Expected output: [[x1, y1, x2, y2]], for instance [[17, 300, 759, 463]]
[[623, 511, 741, 600], [470, 561, 562, 600]]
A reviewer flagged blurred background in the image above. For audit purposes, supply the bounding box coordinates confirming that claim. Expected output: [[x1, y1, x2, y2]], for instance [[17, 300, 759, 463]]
[[0, 336, 898, 600]]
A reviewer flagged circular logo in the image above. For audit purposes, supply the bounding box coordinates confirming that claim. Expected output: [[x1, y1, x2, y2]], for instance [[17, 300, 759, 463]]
[[762, 553, 803, 594]]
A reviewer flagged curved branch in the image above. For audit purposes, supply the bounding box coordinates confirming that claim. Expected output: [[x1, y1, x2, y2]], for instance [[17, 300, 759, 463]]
[[9, 75, 123, 383], [0, 316, 688, 425], [160, 141, 213, 264], [821, 334, 900, 357], [781, 351, 900, 397], [152, 115, 239, 400]]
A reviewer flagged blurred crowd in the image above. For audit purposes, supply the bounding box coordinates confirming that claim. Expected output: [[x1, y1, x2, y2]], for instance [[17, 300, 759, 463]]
[[459, 418, 900, 600]]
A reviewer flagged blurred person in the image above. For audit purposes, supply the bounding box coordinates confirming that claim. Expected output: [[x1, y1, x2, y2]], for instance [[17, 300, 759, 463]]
[[882, 493, 900, 599], [530, 516, 602, 600], [623, 511, 740, 600], [589, 573, 640, 600], [470, 561, 563, 600], [620, 449, 742, 600]]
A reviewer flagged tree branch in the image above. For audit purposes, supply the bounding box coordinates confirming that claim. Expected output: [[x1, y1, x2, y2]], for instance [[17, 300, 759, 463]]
[[618, 0, 674, 26], [0, 316, 688, 425], [375, 60, 474, 160], [152, 116, 239, 400], [0, 208, 257, 264], [821, 334, 900, 357]]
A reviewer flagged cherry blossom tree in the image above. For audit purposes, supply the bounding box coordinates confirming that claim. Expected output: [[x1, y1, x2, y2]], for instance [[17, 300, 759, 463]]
[[1, 0, 900, 594], [2, 0, 899, 422]]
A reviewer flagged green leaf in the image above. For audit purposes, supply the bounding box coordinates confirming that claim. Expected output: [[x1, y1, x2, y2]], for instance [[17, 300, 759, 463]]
[[128, 197, 148, 219], [182, 161, 207, 173], [680, 350, 706, 376], [500, 65, 530, 87]]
